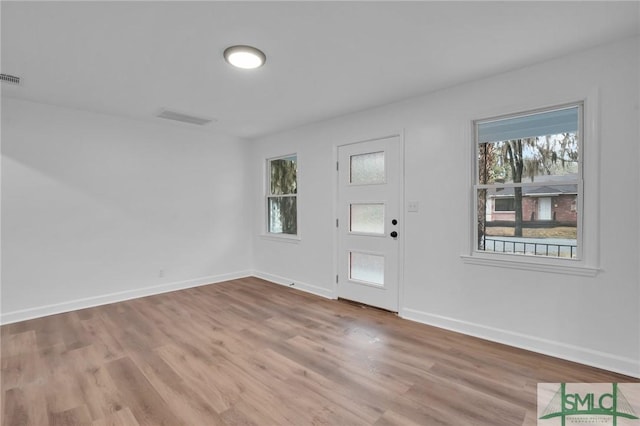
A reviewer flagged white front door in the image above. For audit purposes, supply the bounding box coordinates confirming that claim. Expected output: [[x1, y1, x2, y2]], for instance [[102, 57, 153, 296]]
[[337, 136, 401, 312], [538, 197, 552, 220]]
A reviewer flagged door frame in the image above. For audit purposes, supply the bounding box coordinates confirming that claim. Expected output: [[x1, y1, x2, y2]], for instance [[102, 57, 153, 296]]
[[332, 131, 405, 311]]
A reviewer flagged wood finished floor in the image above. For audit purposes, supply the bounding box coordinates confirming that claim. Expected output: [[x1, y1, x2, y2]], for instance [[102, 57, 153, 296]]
[[1, 277, 637, 426]]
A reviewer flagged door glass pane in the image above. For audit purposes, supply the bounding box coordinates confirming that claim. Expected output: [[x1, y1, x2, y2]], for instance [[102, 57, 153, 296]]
[[349, 252, 384, 286], [350, 203, 384, 234], [350, 151, 384, 184]]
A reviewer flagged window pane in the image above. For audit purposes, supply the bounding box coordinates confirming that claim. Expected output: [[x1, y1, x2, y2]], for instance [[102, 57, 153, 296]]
[[477, 187, 577, 258], [494, 198, 515, 211], [349, 252, 384, 285], [478, 135, 579, 184], [350, 151, 384, 184], [477, 106, 579, 143], [350, 203, 384, 234], [268, 196, 297, 234], [270, 156, 297, 195]]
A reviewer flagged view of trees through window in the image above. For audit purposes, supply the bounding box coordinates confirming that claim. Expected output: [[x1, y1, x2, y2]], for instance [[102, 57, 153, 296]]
[[268, 156, 297, 235], [476, 106, 580, 258]]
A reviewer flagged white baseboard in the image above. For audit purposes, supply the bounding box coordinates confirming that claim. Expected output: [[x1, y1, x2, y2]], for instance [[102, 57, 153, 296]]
[[400, 307, 640, 379], [0, 271, 252, 325], [251, 270, 336, 300], [4, 272, 636, 379]]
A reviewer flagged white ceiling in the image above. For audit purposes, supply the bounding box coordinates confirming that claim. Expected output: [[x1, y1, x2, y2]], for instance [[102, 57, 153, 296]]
[[2, 1, 639, 139]]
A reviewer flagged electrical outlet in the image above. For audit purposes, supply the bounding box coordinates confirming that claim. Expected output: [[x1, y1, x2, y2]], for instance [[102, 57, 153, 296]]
[[159, 269, 164, 278], [408, 200, 419, 212]]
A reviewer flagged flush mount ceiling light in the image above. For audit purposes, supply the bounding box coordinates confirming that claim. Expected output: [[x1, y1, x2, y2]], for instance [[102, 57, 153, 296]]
[[224, 45, 266, 69]]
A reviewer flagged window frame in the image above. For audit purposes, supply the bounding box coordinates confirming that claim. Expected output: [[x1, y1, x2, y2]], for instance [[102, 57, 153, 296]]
[[462, 100, 599, 276], [264, 153, 299, 240]]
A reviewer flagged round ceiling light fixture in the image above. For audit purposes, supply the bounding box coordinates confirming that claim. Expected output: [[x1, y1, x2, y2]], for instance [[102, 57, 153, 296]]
[[223, 45, 266, 70]]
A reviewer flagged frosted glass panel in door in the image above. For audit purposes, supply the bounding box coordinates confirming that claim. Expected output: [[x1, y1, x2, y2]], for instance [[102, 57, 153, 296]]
[[350, 151, 385, 184], [349, 252, 384, 286], [350, 203, 384, 234]]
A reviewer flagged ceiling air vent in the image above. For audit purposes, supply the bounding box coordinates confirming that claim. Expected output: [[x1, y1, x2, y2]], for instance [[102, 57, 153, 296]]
[[155, 109, 215, 126], [0, 74, 21, 85]]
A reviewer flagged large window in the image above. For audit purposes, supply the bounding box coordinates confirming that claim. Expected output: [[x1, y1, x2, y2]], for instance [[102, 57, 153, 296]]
[[475, 104, 582, 259], [267, 155, 297, 235]]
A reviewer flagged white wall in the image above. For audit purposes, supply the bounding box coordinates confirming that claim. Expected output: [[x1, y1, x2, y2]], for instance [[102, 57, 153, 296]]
[[251, 37, 640, 377], [1, 98, 252, 322], [1, 37, 637, 377]]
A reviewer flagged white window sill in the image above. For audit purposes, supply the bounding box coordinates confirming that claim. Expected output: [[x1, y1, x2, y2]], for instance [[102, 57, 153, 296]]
[[260, 234, 301, 244], [460, 254, 599, 277]]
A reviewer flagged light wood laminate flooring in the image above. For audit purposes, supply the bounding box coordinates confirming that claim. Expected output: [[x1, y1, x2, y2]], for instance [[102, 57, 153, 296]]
[[2, 277, 637, 425]]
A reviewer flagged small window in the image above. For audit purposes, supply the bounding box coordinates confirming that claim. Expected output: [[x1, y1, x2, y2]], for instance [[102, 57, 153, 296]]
[[475, 104, 581, 259], [494, 198, 515, 212], [267, 155, 297, 235]]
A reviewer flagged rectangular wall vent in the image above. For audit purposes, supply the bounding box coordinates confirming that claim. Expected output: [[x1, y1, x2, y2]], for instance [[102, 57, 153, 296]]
[[0, 74, 21, 85], [155, 109, 214, 126]]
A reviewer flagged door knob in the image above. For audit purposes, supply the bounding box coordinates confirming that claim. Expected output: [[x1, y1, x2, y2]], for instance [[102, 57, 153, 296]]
[[390, 231, 398, 238], [391, 219, 398, 225]]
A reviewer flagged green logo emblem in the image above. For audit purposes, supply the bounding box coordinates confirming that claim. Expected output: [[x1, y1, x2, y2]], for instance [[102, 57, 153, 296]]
[[539, 383, 639, 426]]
